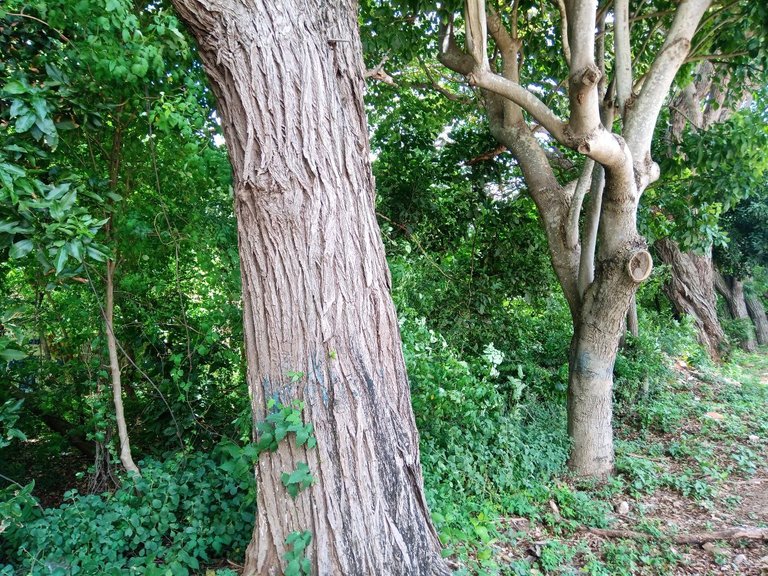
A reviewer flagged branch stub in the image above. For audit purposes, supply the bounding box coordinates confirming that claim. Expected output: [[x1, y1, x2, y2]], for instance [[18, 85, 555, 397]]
[[627, 250, 653, 283]]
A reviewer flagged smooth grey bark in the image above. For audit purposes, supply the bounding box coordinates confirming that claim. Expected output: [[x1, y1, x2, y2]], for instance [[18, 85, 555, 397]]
[[626, 295, 639, 338], [714, 271, 758, 352], [745, 288, 768, 346], [104, 259, 140, 476], [169, 2, 448, 574], [656, 239, 725, 360]]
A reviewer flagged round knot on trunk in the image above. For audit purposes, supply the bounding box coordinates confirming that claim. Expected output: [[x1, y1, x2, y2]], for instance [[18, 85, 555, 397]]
[[626, 250, 652, 283]]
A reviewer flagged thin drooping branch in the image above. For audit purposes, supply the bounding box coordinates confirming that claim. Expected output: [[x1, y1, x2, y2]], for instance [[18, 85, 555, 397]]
[[415, 58, 474, 103], [613, 0, 632, 113], [577, 163, 605, 297], [631, 17, 666, 80], [624, 0, 712, 162], [567, 159, 595, 249], [5, 11, 71, 42], [684, 51, 748, 64], [553, 0, 571, 66]]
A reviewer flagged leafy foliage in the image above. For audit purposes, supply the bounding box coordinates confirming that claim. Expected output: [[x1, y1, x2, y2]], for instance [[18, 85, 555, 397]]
[[283, 531, 312, 576], [646, 107, 768, 250], [1, 448, 256, 574], [256, 399, 317, 454]]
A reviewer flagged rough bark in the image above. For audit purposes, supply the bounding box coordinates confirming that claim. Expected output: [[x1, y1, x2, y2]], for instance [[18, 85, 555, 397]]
[[745, 289, 768, 346], [169, 2, 447, 575], [714, 271, 758, 352], [656, 239, 725, 360], [104, 259, 140, 476]]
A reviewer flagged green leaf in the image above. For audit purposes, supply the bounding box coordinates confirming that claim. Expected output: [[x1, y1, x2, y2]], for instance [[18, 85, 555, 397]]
[[9, 100, 26, 118], [0, 220, 24, 234], [86, 246, 107, 262], [54, 246, 68, 274], [15, 113, 36, 133], [67, 239, 83, 261], [46, 183, 71, 201], [2, 81, 26, 95], [31, 97, 48, 120], [0, 162, 26, 178], [9, 239, 33, 259], [0, 348, 27, 362], [35, 115, 57, 136]]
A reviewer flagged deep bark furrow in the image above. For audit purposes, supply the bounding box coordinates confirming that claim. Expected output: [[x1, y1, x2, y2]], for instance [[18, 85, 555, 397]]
[[656, 240, 725, 360], [745, 290, 768, 346]]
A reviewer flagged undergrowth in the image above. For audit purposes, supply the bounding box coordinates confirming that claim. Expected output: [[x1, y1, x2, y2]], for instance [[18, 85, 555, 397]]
[[2, 282, 766, 575], [0, 446, 256, 575]]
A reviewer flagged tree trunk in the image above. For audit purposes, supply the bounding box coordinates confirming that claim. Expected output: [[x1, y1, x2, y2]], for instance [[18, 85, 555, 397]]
[[745, 288, 768, 346], [714, 271, 757, 352], [104, 259, 140, 476], [169, 2, 448, 574], [626, 295, 639, 338], [655, 239, 725, 360], [568, 230, 651, 476]]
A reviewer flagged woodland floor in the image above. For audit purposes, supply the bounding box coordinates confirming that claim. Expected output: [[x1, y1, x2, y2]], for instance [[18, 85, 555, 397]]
[[457, 353, 768, 575], [6, 352, 767, 575]]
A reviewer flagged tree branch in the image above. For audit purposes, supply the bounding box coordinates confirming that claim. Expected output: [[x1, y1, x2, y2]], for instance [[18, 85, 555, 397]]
[[467, 70, 567, 142], [624, 0, 712, 163], [567, 159, 595, 249], [684, 51, 748, 64], [577, 163, 605, 297], [4, 11, 70, 42], [614, 0, 633, 113], [364, 55, 395, 85], [486, 5, 524, 125], [438, 16, 475, 75], [565, 0, 602, 137], [465, 0, 489, 71], [552, 0, 571, 66]]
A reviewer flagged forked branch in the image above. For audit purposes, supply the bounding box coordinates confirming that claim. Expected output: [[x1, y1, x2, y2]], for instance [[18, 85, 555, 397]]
[[624, 0, 712, 159]]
